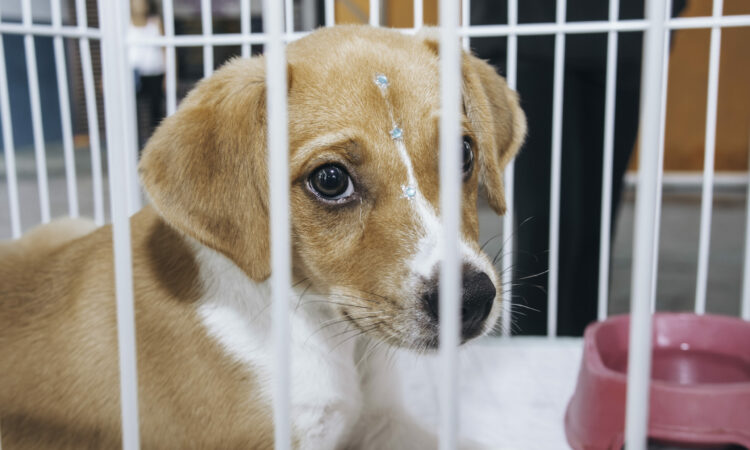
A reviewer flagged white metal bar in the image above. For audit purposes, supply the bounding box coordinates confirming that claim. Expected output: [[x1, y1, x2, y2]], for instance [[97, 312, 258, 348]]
[[22, 0, 51, 223], [285, 0, 294, 32], [649, 1, 673, 313], [163, 0, 177, 116], [325, 0, 334, 27], [98, 0, 141, 447], [0, 5, 21, 238], [547, 0, 566, 338], [201, 0, 213, 77], [127, 17, 750, 49], [119, 0, 141, 216], [458, 14, 750, 38], [596, 0, 620, 321], [461, 0, 470, 50], [624, 0, 668, 447], [439, 0, 462, 447], [369, 0, 379, 26], [667, 14, 750, 30], [0, 23, 101, 38], [128, 32, 277, 47], [463, 21, 647, 37], [263, 0, 291, 448], [241, 0, 251, 58], [624, 171, 750, 188], [140, 11, 750, 48], [51, 0, 79, 218], [500, 0, 518, 338], [3, 13, 745, 42], [694, 0, 724, 316], [122, 13, 750, 48], [76, 0, 104, 225], [414, 0, 423, 28], [80, 39, 105, 224]]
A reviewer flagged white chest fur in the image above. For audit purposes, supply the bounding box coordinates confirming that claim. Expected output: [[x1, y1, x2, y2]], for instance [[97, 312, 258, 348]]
[[191, 242, 363, 449]]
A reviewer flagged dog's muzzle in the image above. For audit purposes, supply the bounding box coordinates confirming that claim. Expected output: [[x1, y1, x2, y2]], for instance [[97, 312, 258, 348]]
[[421, 265, 497, 341]]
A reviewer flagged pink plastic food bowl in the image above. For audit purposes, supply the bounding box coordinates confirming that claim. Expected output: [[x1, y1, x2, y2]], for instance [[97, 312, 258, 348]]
[[565, 313, 750, 449]]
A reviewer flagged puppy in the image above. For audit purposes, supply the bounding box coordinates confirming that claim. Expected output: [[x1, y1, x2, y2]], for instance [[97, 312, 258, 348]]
[[0, 25, 525, 449]]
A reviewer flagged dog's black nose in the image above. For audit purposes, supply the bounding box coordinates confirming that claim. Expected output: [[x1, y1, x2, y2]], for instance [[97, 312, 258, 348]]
[[422, 268, 497, 339], [461, 271, 496, 336]]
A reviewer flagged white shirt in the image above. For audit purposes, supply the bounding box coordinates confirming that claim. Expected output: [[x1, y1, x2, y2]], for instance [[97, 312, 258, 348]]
[[128, 17, 165, 76]]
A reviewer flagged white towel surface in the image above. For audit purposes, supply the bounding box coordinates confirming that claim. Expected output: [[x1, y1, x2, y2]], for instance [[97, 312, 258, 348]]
[[397, 337, 584, 449]]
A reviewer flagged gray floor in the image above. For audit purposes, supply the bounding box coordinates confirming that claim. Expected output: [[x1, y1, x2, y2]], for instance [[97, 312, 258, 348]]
[[0, 145, 111, 234], [609, 188, 747, 317], [2, 147, 748, 322], [473, 184, 747, 320]]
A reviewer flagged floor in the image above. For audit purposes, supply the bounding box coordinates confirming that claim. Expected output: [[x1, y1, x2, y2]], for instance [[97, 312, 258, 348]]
[[398, 337, 747, 450], [398, 337, 584, 449]]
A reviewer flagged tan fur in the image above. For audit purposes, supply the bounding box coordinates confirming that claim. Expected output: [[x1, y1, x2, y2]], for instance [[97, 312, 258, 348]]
[[0, 207, 273, 449], [0, 25, 523, 448], [0, 217, 97, 258]]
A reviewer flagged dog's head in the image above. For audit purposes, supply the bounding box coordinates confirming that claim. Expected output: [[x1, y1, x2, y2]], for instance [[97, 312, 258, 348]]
[[139, 26, 525, 350]]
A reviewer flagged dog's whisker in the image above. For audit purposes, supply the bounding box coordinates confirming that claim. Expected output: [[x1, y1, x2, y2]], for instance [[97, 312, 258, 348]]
[[315, 311, 383, 331], [355, 337, 388, 370], [508, 302, 541, 313], [330, 322, 385, 353], [514, 269, 550, 282], [295, 281, 316, 311], [292, 277, 310, 288], [300, 299, 375, 310], [480, 232, 503, 252], [487, 215, 536, 263], [303, 291, 387, 306], [502, 283, 548, 297], [304, 312, 385, 344]]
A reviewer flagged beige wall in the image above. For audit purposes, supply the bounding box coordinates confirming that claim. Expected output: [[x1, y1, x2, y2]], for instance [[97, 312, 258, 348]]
[[661, 0, 750, 171], [340, 0, 750, 172], [334, 0, 439, 27]]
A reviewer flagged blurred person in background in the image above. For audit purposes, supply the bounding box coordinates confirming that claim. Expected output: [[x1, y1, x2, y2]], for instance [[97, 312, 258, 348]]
[[130, 0, 166, 149], [470, 0, 686, 336]]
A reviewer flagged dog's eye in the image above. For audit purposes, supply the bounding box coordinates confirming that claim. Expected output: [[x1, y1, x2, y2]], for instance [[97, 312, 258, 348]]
[[309, 164, 355, 201], [462, 136, 474, 177]]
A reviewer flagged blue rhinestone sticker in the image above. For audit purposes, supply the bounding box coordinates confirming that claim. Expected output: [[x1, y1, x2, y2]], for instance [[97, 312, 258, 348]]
[[402, 185, 417, 199], [390, 127, 403, 140], [375, 74, 389, 88]]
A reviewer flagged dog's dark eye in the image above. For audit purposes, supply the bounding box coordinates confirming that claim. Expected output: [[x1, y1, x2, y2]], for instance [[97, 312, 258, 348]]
[[309, 164, 354, 201], [462, 136, 474, 177]]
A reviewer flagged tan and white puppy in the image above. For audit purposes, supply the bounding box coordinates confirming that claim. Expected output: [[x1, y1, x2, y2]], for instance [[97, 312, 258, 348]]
[[0, 26, 524, 449]]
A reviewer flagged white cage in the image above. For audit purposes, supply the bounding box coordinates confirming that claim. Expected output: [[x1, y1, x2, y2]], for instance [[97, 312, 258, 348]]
[[1, 0, 749, 448]]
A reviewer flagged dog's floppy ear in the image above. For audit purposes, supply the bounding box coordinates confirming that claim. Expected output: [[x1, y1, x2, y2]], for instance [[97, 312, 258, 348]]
[[139, 57, 276, 281], [417, 28, 526, 215], [463, 54, 526, 215]]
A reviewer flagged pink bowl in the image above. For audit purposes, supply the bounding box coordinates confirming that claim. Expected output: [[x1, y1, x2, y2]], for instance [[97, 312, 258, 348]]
[[565, 313, 750, 449]]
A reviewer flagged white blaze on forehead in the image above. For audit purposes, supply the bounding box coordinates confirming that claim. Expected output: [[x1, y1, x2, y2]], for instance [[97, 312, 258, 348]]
[[374, 74, 420, 199], [373, 73, 492, 281], [373, 73, 433, 222]]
